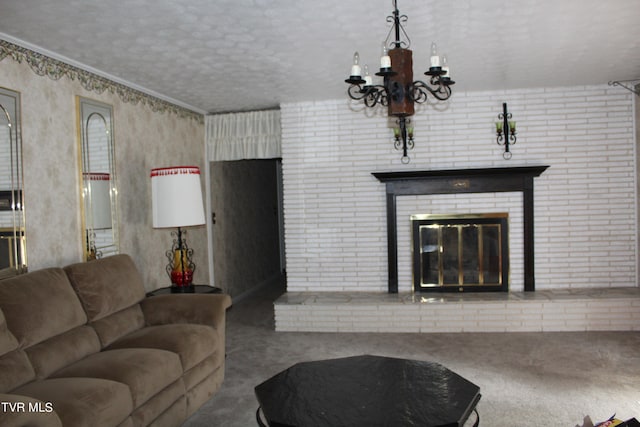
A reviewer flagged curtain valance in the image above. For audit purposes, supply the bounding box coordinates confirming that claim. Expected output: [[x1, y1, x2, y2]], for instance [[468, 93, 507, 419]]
[[205, 109, 281, 161]]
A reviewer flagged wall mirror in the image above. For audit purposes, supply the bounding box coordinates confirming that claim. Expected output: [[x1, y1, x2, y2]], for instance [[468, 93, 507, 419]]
[[0, 87, 26, 276], [77, 97, 119, 260]]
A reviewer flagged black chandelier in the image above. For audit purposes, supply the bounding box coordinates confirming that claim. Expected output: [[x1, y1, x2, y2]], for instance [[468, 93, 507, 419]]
[[345, 0, 454, 163]]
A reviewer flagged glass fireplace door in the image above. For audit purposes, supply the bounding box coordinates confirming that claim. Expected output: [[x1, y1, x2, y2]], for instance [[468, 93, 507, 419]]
[[412, 214, 509, 292]]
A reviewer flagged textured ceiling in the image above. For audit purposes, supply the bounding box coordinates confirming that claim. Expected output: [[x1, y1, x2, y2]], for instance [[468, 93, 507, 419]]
[[1, 0, 639, 114]]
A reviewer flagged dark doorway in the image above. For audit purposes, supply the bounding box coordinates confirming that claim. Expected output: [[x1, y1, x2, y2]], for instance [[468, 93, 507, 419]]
[[210, 159, 285, 300]]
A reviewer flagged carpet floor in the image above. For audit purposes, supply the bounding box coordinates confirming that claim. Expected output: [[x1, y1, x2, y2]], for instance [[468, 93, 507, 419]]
[[183, 281, 640, 427]]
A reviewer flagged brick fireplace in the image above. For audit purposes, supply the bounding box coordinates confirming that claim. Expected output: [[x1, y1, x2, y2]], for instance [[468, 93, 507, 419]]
[[373, 166, 549, 293]]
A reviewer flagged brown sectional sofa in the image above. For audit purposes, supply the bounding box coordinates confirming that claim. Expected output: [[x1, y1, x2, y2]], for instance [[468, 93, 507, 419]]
[[0, 254, 232, 427]]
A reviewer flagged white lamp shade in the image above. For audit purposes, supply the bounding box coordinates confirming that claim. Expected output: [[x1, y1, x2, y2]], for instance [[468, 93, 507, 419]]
[[151, 166, 205, 228], [83, 173, 112, 230]]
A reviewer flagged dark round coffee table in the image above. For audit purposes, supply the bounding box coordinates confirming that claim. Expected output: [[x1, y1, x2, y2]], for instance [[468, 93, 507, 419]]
[[255, 354, 481, 427]]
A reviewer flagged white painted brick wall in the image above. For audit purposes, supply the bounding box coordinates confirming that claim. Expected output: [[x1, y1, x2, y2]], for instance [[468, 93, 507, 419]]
[[281, 85, 636, 293]]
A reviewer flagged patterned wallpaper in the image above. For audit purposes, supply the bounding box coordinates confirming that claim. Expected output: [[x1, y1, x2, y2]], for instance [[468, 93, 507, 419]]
[[0, 42, 207, 290]]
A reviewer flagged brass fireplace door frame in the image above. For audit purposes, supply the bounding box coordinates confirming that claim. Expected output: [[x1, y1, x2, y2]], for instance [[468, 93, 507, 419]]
[[411, 213, 509, 293]]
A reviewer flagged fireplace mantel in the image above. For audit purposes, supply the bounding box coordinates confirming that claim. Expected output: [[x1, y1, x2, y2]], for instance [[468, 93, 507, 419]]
[[373, 165, 549, 293]]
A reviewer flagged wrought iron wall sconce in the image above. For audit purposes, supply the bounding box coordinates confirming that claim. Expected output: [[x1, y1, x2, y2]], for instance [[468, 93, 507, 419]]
[[496, 102, 516, 159], [393, 118, 414, 160], [345, 0, 454, 164]]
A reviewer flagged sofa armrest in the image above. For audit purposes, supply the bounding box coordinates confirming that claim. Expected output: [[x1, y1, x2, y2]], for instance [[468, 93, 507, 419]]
[[140, 293, 232, 328], [0, 393, 62, 427]]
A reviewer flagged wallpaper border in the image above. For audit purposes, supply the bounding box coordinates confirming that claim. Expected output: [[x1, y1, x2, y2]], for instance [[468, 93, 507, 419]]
[[0, 39, 204, 124]]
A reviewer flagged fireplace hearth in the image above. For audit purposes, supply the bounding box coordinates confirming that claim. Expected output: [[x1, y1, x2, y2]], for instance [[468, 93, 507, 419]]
[[373, 166, 549, 293]]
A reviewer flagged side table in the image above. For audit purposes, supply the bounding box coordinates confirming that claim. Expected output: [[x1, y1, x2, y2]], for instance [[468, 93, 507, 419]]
[[147, 285, 223, 297]]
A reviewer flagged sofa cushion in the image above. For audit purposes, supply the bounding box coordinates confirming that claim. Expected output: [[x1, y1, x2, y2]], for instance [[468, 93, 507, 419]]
[[0, 309, 18, 357], [0, 268, 87, 347], [51, 348, 183, 408], [186, 371, 226, 417], [130, 379, 186, 427], [13, 377, 133, 427], [0, 349, 36, 393], [117, 419, 134, 427], [25, 326, 101, 379], [183, 353, 220, 391], [91, 304, 145, 348], [64, 254, 146, 322], [0, 310, 33, 394], [106, 323, 218, 371]]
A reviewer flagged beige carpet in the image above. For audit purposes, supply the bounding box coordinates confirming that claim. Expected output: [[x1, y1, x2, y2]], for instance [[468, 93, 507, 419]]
[[184, 281, 640, 427]]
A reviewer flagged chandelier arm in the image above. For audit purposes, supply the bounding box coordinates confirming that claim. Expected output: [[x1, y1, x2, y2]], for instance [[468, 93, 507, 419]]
[[428, 76, 453, 100], [347, 85, 377, 103], [364, 89, 383, 108], [348, 84, 389, 108], [431, 85, 452, 101], [409, 80, 452, 103], [347, 84, 368, 101], [429, 81, 452, 101], [378, 88, 389, 107], [408, 82, 430, 104], [372, 85, 390, 107]]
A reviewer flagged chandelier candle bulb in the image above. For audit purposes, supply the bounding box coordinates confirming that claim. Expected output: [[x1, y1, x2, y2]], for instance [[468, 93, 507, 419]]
[[430, 42, 440, 68], [509, 121, 516, 133], [441, 55, 450, 76], [381, 44, 392, 69], [351, 52, 362, 77], [363, 65, 373, 86]]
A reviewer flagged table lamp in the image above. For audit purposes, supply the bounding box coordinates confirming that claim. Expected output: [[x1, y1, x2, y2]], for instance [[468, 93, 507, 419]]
[[151, 166, 205, 292]]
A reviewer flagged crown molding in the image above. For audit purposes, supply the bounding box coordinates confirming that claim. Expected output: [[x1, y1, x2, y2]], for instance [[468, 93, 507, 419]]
[[0, 34, 206, 122]]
